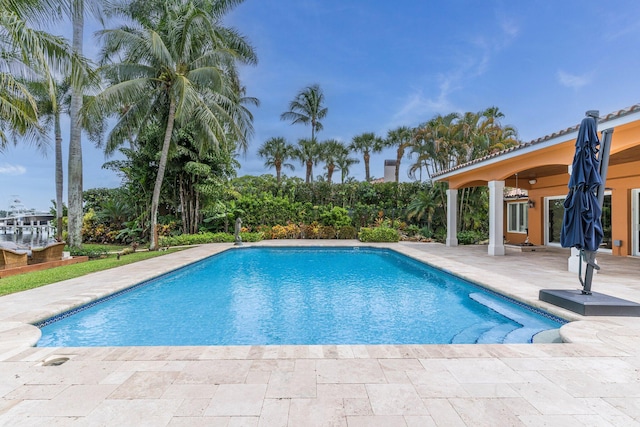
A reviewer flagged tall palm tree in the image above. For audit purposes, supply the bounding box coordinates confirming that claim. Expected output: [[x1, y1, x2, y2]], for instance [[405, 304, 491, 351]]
[[65, 0, 86, 248], [88, 0, 257, 250], [25, 78, 70, 240], [349, 132, 383, 182], [37, 0, 105, 248], [318, 139, 346, 184], [257, 137, 295, 184], [280, 83, 327, 144], [26, 76, 104, 240], [293, 138, 320, 183], [386, 126, 413, 183]]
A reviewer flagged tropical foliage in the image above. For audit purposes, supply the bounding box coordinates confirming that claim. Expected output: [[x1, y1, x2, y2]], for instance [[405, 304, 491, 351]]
[[3, 0, 522, 248], [87, 0, 256, 249]]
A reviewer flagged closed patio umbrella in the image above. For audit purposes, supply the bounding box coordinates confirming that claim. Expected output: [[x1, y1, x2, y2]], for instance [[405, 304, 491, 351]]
[[560, 112, 613, 294], [560, 116, 603, 251]]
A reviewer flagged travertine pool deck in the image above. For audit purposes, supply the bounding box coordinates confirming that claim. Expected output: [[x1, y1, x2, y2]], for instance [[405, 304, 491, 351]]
[[1, 241, 639, 426]]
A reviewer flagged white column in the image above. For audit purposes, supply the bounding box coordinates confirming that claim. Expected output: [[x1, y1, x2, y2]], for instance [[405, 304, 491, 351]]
[[446, 188, 458, 247], [488, 180, 505, 256]]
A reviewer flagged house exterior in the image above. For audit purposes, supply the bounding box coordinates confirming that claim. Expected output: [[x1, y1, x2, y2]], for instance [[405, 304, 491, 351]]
[[434, 105, 640, 257]]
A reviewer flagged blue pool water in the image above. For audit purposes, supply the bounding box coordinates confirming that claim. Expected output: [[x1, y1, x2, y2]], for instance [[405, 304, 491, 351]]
[[36, 247, 565, 346]]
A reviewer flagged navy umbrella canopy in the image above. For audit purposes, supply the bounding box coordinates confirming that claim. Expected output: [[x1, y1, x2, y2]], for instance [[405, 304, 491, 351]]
[[560, 116, 603, 252]]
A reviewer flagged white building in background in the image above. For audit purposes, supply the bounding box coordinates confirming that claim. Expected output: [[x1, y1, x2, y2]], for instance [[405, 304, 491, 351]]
[[384, 160, 396, 182]]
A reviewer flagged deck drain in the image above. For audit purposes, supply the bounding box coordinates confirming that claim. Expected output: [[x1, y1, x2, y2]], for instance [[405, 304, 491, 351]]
[[42, 356, 70, 366]]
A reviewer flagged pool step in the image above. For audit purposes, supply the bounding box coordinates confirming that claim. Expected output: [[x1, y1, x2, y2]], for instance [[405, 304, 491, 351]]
[[476, 323, 519, 344], [469, 292, 553, 344], [450, 322, 494, 344]]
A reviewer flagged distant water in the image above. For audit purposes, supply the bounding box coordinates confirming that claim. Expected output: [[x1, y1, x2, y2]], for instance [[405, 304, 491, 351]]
[[0, 231, 55, 248]]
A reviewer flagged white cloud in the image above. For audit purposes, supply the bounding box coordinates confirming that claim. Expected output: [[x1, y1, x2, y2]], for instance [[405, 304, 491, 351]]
[[557, 70, 591, 88], [0, 163, 26, 175], [389, 12, 521, 129], [500, 17, 520, 40]]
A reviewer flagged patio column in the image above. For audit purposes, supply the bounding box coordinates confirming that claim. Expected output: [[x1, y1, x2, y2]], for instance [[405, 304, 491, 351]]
[[488, 180, 505, 256], [446, 188, 458, 247]]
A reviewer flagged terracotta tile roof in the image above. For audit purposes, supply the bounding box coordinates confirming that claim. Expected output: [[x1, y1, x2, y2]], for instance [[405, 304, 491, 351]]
[[432, 104, 640, 178]]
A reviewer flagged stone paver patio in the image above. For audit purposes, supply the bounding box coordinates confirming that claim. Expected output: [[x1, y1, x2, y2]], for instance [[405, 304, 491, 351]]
[[1, 241, 639, 426]]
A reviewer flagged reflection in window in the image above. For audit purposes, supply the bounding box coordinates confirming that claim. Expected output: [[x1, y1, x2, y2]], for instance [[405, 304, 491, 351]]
[[547, 194, 612, 248], [547, 198, 565, 244], [507, 202, 528, 233]]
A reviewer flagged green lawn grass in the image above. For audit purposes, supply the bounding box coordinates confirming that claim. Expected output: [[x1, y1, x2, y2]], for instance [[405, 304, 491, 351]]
[[0, 248, 183, 297], [79, 243, 129, 252]]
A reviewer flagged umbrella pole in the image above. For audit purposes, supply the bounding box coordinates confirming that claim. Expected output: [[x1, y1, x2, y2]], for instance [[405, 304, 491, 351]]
[[581, 126, 614, 295]]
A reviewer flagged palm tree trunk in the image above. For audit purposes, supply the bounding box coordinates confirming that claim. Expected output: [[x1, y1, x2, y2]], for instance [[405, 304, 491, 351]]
[[306, 160, 312, 183], [179, 175, 187, 234], [193, 191, 199, 234], [55, 111, 63, 241], [364, 152, 370, 182], [67, 5, 84, 248], [395, 149, 402, 183], [149, 99, 177, 250], [327, 165, 334, 184]]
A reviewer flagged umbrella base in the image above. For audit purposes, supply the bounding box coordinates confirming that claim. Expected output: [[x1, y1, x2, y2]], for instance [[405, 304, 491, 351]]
[[539, 289, 640, 316]]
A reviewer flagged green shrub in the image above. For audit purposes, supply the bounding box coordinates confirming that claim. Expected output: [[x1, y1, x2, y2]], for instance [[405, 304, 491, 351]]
[[358, 227, 399, 242], [417, 226, 433, 239], [457, 230, 487, 245], [69, 247, 109, 259], [240, 232, 264, 242], [159, 232, 264, 246], [337, 225, 357, 239], [405, 224, 420, 237], [319, 206, 352, 228]]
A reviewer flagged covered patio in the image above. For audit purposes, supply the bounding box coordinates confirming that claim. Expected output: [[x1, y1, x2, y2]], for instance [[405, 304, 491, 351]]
[[434, 105, 640, 258]]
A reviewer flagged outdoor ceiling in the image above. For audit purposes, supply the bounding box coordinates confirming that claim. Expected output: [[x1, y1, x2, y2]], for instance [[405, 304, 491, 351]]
[[508, 164, 569, 181], [504, 146, 640, 181], [610, 144, 640, 166]]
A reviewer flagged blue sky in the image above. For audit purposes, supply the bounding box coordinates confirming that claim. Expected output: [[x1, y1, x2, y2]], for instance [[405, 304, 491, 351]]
[[3, 0, 640, 211]]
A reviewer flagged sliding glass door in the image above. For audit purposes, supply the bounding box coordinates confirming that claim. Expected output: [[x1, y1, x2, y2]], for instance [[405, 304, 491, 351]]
[[545, 194, 611, 250]]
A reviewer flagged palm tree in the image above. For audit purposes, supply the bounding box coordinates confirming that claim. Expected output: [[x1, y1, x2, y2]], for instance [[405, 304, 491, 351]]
[[386, 126, 413, 183], [335, 147, 359, 184], [37, 0, 106, 248], [27, 77, 104, 240], [25, 78, 70, 240], [257, 137, 295, 184], [349, 132, 383, 182], [88, 0, 257, 250], [0, 1, 80, 149], [280, 83, 327, 144], [318, 139, 346, 184], [66, 1, 87, 248], [410, 113, 461, 179], [293, 138, 320, 183], [406, 185, 439, 233]]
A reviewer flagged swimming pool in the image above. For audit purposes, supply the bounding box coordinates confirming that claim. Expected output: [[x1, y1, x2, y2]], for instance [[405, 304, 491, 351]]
[[36, 247, 565, 346]]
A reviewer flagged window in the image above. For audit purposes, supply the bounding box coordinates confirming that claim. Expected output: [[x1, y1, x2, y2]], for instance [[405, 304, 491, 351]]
[[507, 201, 528, 233]]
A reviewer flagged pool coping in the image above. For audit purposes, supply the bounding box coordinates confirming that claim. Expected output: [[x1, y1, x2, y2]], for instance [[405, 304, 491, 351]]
[[30, 244, 567, 345], [1, 240, 636, 354]]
